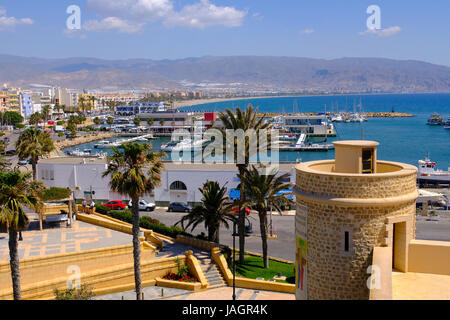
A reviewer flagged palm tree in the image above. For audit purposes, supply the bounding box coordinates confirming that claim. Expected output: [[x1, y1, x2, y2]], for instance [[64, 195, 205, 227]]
[[216, 105, 272, 263], [78, 96, 87, 115], [147, 119, 154, 127], [41, 105, 51, 122], [238, 165, 293, 268], [133, 117, 141, 126], [0, 140, 10, 170], [29, 112, 42, 126], [102, 142, 165, 300], [0, 171, 44, 300], [177, 180, 233, 243], [16, 127, 55, 181], [93, 117, 101, 125]]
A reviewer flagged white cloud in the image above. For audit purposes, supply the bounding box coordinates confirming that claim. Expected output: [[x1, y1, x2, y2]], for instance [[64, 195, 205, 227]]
[[165, 0, 246, 28], [85, 0, 246, 32], [87, 0, 173, 22], [252, 12, 263, 20], [300, 28, 315, 35], [84, 17, 144, 33], [0, 7, 33, 30], [359, 26, 401, 37]]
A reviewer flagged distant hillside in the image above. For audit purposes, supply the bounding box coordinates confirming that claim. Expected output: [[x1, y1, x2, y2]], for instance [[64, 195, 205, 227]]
[[0, 54, 449, 93]]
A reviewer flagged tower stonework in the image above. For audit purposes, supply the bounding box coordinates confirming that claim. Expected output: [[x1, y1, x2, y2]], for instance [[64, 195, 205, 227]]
[[294, 141, 418, 300]]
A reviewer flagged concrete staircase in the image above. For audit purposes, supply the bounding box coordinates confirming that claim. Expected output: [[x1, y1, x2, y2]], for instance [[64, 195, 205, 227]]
[[194, 251, 226, 289]]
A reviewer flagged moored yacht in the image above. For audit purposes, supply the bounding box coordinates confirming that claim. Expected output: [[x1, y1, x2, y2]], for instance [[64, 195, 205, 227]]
[[417, 155, 450, 185], [427, 113, 445, 125], [444, 117, 450, 129]]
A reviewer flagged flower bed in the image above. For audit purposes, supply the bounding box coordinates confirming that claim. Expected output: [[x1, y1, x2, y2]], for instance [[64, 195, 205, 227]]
[[162, 272, 198, 283]]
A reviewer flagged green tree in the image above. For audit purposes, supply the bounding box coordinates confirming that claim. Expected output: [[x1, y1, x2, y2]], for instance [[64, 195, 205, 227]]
[[0, 140, 9, 170], [29, 112, 43, 126], [0, 171, 44, 300], [133, 117, 141, 126], [147, 119, 154, 127], [177, 180, 233, 243], [41, 105, 51, 122], [107, 117, 114, 125], [16, 127, 55, 181], [2, 111, 24, 126], [159, 119, 165, 126], [238, 165, 293, 268], [216, 105, 272, 264], [102, 142, 165, 300], [93, 117, 101, 125]]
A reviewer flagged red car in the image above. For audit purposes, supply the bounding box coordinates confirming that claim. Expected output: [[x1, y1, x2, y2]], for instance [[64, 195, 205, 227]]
[[102, 200, 128, 210], [233, 207, 251, 215]]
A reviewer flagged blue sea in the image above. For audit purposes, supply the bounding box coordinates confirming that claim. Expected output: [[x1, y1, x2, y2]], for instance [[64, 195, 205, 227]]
[[64, 93, 450, 170]]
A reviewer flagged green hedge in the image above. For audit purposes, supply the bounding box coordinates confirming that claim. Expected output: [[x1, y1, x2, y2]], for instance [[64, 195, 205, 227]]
[[94, 204, 187, 238], [42, 187, 72, 201]]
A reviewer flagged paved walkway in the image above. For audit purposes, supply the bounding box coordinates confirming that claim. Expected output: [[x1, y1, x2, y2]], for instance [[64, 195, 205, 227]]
[[95, 286, 294, 301], [163, 287, 295, 300], [392, 271, 450, 300], [0, 213, 132, 261]]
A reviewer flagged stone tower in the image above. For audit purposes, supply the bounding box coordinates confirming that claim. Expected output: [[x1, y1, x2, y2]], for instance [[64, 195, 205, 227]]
[[294, 141, 418, 300]]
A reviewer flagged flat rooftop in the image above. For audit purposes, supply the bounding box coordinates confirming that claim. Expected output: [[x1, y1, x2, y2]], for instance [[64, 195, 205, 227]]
[[38, 157, 297, 172]]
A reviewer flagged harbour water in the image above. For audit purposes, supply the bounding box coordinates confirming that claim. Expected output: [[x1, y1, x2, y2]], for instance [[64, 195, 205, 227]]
[[63, 93, 450, 170]]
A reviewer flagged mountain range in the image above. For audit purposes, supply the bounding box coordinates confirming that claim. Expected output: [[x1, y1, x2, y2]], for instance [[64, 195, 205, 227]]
[[1, 54, 449, 93]]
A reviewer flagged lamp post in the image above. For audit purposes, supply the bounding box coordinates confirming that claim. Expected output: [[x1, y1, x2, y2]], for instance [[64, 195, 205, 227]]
[[232, 218, 236, 301]]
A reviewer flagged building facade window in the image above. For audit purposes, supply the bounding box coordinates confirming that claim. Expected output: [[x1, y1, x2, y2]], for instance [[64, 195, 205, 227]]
[[170, 181, 187, 191]]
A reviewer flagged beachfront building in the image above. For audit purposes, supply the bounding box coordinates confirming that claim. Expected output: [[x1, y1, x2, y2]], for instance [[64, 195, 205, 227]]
[[37, 158, 296, 207], [294, 140, 450, 300], [0, 92, 8, 112], [282, 115, 335, 136], [19, 93, 33, 118]]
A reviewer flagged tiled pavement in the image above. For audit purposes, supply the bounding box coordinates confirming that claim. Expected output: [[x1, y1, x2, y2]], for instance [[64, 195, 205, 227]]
[[95, 286, 295, 301], [0, 213, 132, 261]]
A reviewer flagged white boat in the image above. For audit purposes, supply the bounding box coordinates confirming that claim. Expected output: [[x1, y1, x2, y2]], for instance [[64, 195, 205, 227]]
[[417, 155, 450, 186], [67, 149, 92, 157], [93, 140, 121, 149], [444, 117, 450, 129]]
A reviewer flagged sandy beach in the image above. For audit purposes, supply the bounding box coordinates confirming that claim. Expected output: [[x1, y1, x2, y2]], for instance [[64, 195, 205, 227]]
[[172, 96, 293, 108]]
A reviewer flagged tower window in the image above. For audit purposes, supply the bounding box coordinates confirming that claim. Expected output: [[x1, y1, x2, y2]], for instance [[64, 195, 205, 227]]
[[362, 149, 374, 174], [344, 231, 350, 252]]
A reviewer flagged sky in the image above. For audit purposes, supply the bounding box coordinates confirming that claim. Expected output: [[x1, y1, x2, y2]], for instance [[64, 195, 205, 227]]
[[0, 0, 449, 66]]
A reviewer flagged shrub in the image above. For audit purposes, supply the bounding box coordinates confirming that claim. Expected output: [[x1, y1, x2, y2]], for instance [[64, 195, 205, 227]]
[[94, 203, 111, 215], [42, 187, 72, 201], [54, 284, 94, 300], [56, 120, 65, 126]]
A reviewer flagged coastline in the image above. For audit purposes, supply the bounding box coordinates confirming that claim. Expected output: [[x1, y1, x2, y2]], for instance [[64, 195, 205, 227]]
[[173, 92, 449, 109]]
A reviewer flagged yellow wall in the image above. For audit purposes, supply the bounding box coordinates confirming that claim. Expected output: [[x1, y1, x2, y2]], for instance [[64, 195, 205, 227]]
[[0, 242, 155, 292], [408, 240, 450, 276], [369, 247, 392, 300]]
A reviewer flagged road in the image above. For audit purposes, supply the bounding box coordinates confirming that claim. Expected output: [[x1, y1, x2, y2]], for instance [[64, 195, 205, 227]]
[[143, 208, 450, 262]]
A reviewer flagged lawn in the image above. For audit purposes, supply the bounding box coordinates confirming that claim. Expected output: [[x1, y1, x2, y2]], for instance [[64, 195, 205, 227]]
[[232, 256, 295, 284]]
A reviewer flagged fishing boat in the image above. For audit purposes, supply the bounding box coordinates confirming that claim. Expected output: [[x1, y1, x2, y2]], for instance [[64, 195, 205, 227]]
[[427, 113, 445, 125], [444, 117, 450, 129], [417, 155, 450, 186]]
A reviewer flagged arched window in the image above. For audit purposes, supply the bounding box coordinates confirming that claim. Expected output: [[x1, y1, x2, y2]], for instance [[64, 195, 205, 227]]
[[170, 181, 187, 191]]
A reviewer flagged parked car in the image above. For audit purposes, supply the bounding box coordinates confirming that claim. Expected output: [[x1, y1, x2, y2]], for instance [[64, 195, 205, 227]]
[[18, 159, 30, 166], [102, 200, 128, 210], [232, 207, 251, 215], [5, 150, 16, 156], [168, 202, 192, 213], [128, 199, 156, 212]]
